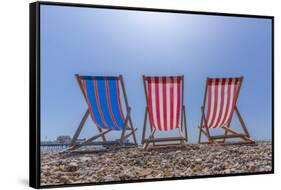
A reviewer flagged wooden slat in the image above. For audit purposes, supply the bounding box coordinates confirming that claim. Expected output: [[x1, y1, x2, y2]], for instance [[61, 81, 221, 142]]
[[69, 129, 112, 151], [200, 141, 255, 145], [211, 134, 246, 139], [144, 136, 186, 143], [149, 143, 185, 148], [222, 126, 253, 142]]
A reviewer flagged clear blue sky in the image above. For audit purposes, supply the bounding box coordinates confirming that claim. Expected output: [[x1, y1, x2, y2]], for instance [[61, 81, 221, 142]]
[[40, 5, 272, 143]]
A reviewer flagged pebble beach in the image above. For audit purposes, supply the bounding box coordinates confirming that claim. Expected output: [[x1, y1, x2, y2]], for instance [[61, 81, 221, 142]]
[[40, 141, 272, 186]]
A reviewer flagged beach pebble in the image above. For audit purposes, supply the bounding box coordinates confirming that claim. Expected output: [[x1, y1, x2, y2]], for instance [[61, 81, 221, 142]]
[[195, 158, 202, 163], [102, 175, 114, 181], [40, 141, 272, 186], [66, 162, 78, 172]]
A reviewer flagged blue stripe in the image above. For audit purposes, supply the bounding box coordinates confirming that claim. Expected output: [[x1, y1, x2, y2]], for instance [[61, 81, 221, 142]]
[[84, 80, 108, 129], [96, 80, 120, 130], [108, 79, 125, 129]]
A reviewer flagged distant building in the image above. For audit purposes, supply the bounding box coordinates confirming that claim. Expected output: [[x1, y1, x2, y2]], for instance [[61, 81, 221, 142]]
[[76, 138, 86, 144], [56, 136, 71, 144], [115, 139, 129, 143], [40, 141, 54, 145]]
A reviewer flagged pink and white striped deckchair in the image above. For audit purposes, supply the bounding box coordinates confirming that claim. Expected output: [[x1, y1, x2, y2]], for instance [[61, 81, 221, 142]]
[[142, 76, 187, 149], [198, 77, 254, 145]]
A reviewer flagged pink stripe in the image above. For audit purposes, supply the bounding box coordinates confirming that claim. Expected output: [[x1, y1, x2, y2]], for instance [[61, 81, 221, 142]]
[[220, 78, 233, 126], [154, 77, 162, 130], [147, 78, 157, 129], [105, 80, 120, 129], [162, 77, 167, 131], [205, 78, 242, 128], [206, 79, 212, 127], [145, 76, 182, 131], [226, 78, 240, 126], [209, 79, 219, 128], [213, 79, 226, 128], [93, 80, 108, 127]]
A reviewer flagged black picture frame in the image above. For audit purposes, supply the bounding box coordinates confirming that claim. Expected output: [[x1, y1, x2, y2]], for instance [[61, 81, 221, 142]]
[[29, 1, 274, 189]]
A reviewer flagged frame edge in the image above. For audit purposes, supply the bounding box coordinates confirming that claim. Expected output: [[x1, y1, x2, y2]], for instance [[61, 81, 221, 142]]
[[29, 1, 40, 189]]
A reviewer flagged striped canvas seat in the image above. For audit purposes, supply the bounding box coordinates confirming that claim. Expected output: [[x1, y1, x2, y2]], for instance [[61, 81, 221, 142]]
[[69, 74, 137, 151], [142, 75, 187, 149], [198, 76, 254, 145], [80, 76, 127, 130], [145, 76, 182, 131], [205, 77, 241, 128]]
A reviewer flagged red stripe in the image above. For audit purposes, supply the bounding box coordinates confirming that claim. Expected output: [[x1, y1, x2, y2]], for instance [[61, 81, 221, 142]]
[[162, 77, 167, 130], [145, 76, 183, 131], [81, 80, 102, 129], [227, 78, 240, 126], [147, 78, 157, 129], [209, 79, 219, 128], [116, 80, 125, 122], [220, 78, 233, 126], [93, 80, 108, 127], [170, 77, 174, 130], [175, 77, 181, 129], [213, 79, 226, 128], [154, 77, 162, 130], [105, 80, 120, 129], [205, 79, 212, 127]]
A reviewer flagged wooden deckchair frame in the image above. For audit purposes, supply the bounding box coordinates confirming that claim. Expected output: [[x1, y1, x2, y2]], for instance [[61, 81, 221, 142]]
[[68, 74, 137, 151], [141, 75, 188, 150], [198, 76, 254, 145]]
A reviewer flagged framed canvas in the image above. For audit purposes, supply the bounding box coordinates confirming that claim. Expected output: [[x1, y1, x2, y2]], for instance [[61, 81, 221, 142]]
[[29, 1, 274, 188]]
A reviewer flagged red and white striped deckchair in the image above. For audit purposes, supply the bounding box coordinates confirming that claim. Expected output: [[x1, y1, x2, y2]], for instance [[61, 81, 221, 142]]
[[198, 77, 254, 145], [142, 75, 187, 149], [69, 74, 137, 151]]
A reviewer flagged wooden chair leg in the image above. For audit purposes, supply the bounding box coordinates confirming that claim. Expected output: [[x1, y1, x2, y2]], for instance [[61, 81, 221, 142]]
[[120, 108, 131, 144], [183, 106, 188, 142], [143, 142, 150, 150], [198, 126, 202, 144], [150, 124, 155, 146], [178, 128, 185, 145], [128, 117, 137, 145], [97, 127, 106, 143], [141, 107, 148, 145], [222, 128, 228, 143], [235, 106, 250, 137], [205, 125, 212, 141], [121, 128, 137, 143], [70, 109, 89, 146], [143, 128, 156, 150], [200, 127, 217, 144], [199, 106, 213, 143], [120, 128, 126, 144]]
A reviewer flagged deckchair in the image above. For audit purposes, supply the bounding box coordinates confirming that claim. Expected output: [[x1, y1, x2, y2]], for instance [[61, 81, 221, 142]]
[[69, 74, 137, 151], [198, 77, 254, 145], [142, 76, 188, 150]]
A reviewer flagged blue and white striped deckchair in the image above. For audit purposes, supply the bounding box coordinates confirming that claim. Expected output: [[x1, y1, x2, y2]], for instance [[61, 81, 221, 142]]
[[69, 74, 137, 150]]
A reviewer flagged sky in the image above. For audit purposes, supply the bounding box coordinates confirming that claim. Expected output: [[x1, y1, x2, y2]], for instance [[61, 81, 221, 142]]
[[40, 5, 272, 143]]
